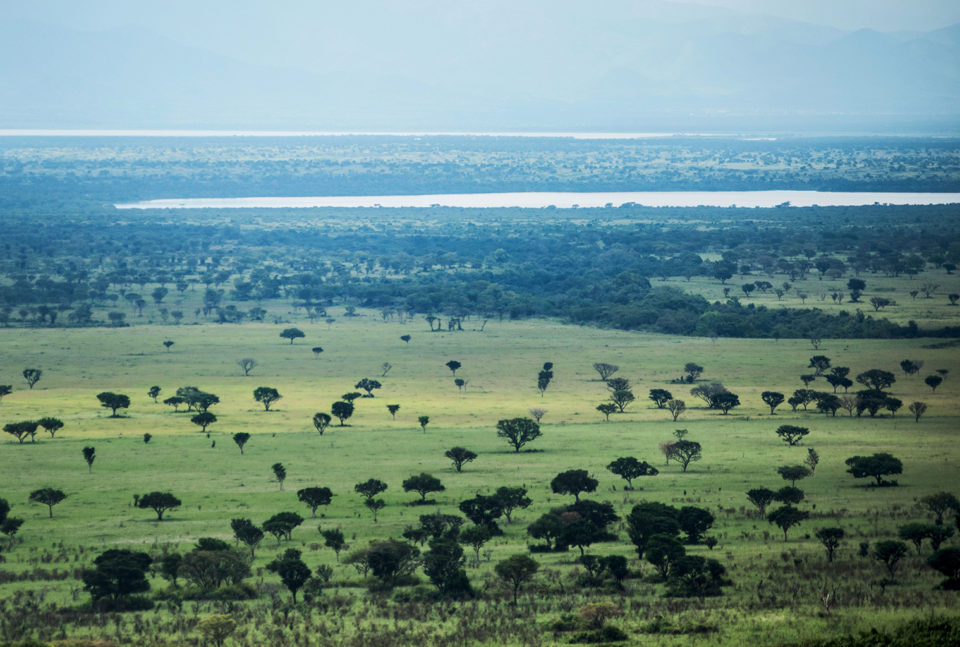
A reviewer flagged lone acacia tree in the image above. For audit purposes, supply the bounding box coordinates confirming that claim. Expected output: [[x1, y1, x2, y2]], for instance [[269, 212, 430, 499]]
[[29, 488, 67, 518], [496, 417, 542, 453], [445, 360, 462, 376], [606, 457, 659, 490], [387, 404, 400, 420], [253, 387, 282, 411], [191, 412, 217, 433], [297, 486, 334, 517], [331, 401, 354, 426], [445, 447, 478, 472], [495, 554, 539, 605], [97, 392, 130, 417], [279, 328, 305, 344], [237, 358, 257, 376], [137, 492, 181, 520], [82, 446, 95, 472], [402, 473, 446, 503], [775, 425, 810, 446], [845, 453, 903, 487], [355, 378, 382, 397]]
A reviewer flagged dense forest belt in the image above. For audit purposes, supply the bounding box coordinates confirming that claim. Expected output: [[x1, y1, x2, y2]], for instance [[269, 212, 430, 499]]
[[0, 203, 959, 338], [2, 135, 960, 207]]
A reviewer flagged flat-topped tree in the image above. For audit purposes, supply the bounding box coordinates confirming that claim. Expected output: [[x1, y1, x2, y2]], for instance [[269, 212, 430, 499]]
[[297, 486, 334, 517], [845, 453, 903, 487], [597, 403, 617, 421], [386, 404, 400, 420], [777, 465, 812, 486], [97, 392, 130, 417], [762, 391, 785, 414], [280, 327, 305, 344], [402, 473, 445, 504], [684, 363, 703, 382], [263, 512, 304, 543], [776, 425, 809, 446], [231, 518, 264, 558], [768, 505, 809, 541], [445, 447, 477, 472], [232, 432, 250, 454], [815, 527, 845, 562], [809, 355, 831, 376], [746, 488, 776, 517], [496, 417, 541, 453], [606, 457, 659, 490], [492, 486, 532, 523], [355, 478, 388, 501], [709, 391, 740, 414], [925, 375, 943, 392], [0, 385, 12, 403], [355, 378, 381, 397], [593, 363, 619, 381], [29, 488, 66, 517], [137, 492, 181, 520], [649, 389, 673, 409], [4, 421, 38, 444], [253, 386, 282, 411], [191, 412, 217, 432], [856, 369, 896, 392], [445, 360, 462, 376]]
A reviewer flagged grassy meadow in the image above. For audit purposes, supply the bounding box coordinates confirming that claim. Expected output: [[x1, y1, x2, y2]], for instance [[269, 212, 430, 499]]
[[1, 311, 959, 645]]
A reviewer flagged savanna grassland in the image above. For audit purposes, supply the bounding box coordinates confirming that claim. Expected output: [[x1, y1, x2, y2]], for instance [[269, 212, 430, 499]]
[[1, 135, 960, 647]]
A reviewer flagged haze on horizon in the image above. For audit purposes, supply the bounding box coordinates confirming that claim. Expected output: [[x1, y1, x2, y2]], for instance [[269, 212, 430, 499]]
[[2, 0, 959, 133]]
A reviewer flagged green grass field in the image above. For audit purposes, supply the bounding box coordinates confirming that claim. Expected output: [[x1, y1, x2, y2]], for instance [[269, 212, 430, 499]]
[[1, 313, 959, 646]]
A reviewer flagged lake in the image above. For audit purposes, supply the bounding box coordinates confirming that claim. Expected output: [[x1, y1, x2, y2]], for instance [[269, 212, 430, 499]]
[[114, 190, 960, 210]]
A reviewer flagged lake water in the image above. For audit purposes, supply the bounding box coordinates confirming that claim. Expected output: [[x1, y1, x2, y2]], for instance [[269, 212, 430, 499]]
[[114, 190, 960, 210]]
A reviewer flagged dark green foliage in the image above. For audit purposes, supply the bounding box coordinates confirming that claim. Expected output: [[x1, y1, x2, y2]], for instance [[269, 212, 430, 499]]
[[366, 539, 420, 587], [279, 327, 305, 344], [445, 360, 461, 376], [402, 473, 445, 503], [626, 502, 681, 558], [496, 417, 541, 453], [606, 457, 659, 489], [678, 506, 714, 544], [22, 368, 42, 389], [845, 453, 903, 486], [709, 391, 740, 414], [492, 486, 532, 522], [761, 391, 784, 414], [767, 505, 809, 541], [321, 528, 347, 561], [815, 527, 845, 562], [82, 446, 95, 472], [267, 549, 311, 602], [459, 524, 492, 565], [28, 488, 66, 518], [136, 491, 181, 520], [263, 512, 304, 543], [855, 369, 896, 392], [495, 553, 539, 605], [96, 392, 130, 417], [928, 548, 960, 588], [646, 533, 685, 579], [777, 464, 812, 486], [297, 486, 334, 517], [191, 411, 217, 432], [459, 494, 504, 535], [232, 432, 250, 454], [331, 400, 354, 425], [355, 479, 388, 500], [775, 425, 809, 446], [82, 549, 152, 602], [179, 541, 251, 595], [648, 388, 673, 408], [445, 446, 477, 472], [355, 378, 381, 397], [925, 375, 943, 391], [423, 537, 473, 598], [774, 486, 805, 505], [669, 439, 702, 472], [230, 518, 264, 558], [746, 488, 776, 517], [874, 540, 908, 579], [252, 386, 282, 410], [550, 470, 598, 502], [665, 555, 729, 597], [35, 417, 63, 438], [313, 412, 332, 434], [3, 421, 38, 444], [272, 462, 286, 489], [920, 492, 960, 525], [899, 523, 939, 554]]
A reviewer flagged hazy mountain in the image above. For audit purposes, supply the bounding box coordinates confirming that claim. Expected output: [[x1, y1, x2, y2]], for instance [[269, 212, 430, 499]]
[[1, 2, 958, 132]]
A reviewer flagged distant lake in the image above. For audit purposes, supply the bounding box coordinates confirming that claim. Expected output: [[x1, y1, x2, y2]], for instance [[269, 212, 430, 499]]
[[114, 191, 960, 210]]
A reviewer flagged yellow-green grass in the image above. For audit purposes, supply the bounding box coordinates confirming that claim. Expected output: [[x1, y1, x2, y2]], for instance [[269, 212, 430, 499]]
[[1, 315, 959, 645]]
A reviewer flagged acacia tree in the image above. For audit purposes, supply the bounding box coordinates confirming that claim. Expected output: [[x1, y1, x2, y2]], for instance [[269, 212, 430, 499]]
[[312, 412, 331, 434], [231, 519, 264, 558], [386, 404, 400, 420], [495, 554, 539, 605], [4, 421, 38, 444], [355, 378, 382, 397], [593, 363, 619, 381], [684, 363, 704, 382], [648, 389, 673, 409], [253, 386, 282, 411], [445, 360, 462, 376], [775, 425, 810, 446], [402, 473, 445, 503], [762, 391, 785, 414], [147, 386, 161, 403], [492, 486, 532, 523], [331, 401, 354, 426], [297, 486, 334, 517], [0, 385, 12, 404], [321, 529, 347, 562], [809, 355, 832, 376], [815, 527, 845, 562], [191, 412, 217, 432], [610, 389, 635, 412], [925, 375, 943, 392], [418, 415, 430, 433], [777, 465, 812, 486], [272, 463, 287, 490], [909, 401, 928, 423], [667, 399, 686, 422], [606, 457, 659, 490], [237, 358, 257, 376], [279, 328, 305, 344], [267, 549, 312, 602], [496, 417, 542, 453], [670, 439, 702, 472], [23, 368, 42, 389], [445, 447, 478, 472], [709, 392, 740, 415], [874, 540, 908, 579], [746, 488, 776, 517], [768, 505, 809, 541], [97, 392, 130, 417], [550, 470, 598, 502], [845, 453, 903, 487], [596, 403, 617, 421], [232, 432, 250, 454], [82, 446, 96, 472], [137, 492, 181, 520], [29, 488, 67, 517]]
